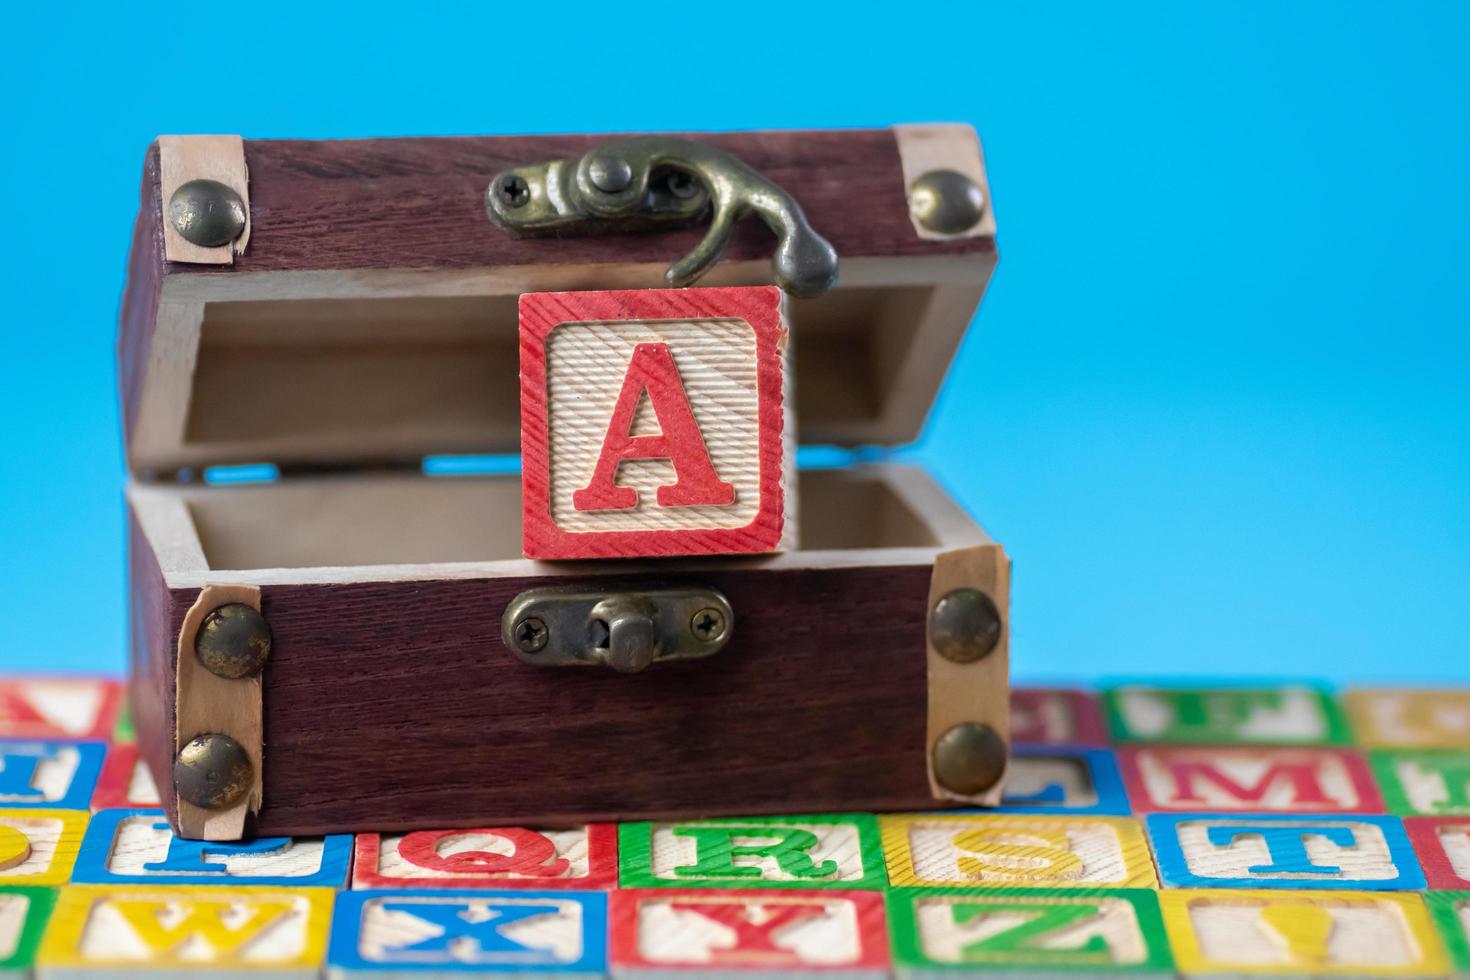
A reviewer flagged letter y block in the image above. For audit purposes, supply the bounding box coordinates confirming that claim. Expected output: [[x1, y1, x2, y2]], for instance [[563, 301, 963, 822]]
[[520, 287, 791, 559]]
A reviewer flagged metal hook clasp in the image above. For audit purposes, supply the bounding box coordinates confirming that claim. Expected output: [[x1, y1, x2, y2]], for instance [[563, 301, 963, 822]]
[[485, 136, 839, 297]]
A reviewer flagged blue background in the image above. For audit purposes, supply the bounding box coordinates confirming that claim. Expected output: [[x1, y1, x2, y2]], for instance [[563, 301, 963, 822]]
[[1, 5, 1465, 681]]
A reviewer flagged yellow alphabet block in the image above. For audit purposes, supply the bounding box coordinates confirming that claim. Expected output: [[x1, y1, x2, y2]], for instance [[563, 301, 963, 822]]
[[1346, 689, 1470, 748], [879, 814, 1156, 889], [1159, 889, 1448, 976], [0, 809, 86, 886], [37, 884, 333, 975]]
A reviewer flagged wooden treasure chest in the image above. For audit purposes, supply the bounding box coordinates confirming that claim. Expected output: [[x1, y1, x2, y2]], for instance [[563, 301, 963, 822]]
[[120, 125, 1009, 840]]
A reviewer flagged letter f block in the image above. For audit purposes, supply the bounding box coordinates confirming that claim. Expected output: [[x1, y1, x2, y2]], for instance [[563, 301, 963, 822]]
[[520, 287, 791, 559]]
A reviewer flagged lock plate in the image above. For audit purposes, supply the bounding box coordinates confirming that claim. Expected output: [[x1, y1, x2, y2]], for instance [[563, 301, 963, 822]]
[[501, 587, 734, 674]]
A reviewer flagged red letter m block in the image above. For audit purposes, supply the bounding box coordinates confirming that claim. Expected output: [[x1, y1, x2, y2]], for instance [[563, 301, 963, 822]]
[[520, 287, 789, 560]]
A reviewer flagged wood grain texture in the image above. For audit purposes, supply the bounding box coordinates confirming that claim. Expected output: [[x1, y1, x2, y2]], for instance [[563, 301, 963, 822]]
[[521, 287, 787, 559], [157, 135, 250, 265], [174, 585, 262, 840], [116, 144, 165, 462], [353, 824, 618, 890], [126, 509, 179, 831], [162, 563, 941, 837], [926, 544, 1010, 806], [1158, 889, 1448, 976]]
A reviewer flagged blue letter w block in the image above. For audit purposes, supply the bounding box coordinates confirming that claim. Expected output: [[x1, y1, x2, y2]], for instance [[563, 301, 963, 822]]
[[380, 902, 563, 961], [1206, 822, 1358, 874], [142, 822, 292, 873]]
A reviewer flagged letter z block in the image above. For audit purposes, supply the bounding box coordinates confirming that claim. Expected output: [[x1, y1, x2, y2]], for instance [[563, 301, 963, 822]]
[[886, 887, 1173, 977], [37, 884, 334, 977], [353, 824, 618, 890], [520, 286, 790, 560], [610, 888, 888, 978], [328, 889, 606, 977], [619, 815, 885, 890], [1159, 889, 1448, 976]]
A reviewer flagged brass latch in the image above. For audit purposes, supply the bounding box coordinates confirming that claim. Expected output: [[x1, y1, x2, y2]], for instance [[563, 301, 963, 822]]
[[502, 587, 734, 674], [484, 136, 839, 298]]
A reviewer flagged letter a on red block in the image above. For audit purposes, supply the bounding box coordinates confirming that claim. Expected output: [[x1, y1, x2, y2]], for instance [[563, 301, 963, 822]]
[[572, 343, 734, 512], [519, 286, 788, 560]]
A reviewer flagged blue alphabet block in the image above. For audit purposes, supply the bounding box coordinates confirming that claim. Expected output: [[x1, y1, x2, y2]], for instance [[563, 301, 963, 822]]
[[71, 807, 352, 886], [0, 738, 104, 810], [1146, 812, 1426, 890], [328, 889, 607, 976], [993, 745, 1131, 815]]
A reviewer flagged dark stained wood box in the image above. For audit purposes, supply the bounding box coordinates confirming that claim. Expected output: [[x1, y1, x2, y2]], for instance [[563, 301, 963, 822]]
[[120, 125, 1009, 840]]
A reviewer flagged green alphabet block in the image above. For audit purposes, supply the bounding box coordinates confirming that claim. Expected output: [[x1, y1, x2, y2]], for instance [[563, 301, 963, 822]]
[[887, 887, 1173, 976], [1373, 750, 1470, 816], [1103, 683, 1352, 745], [0, 886, 55, 975], [1427, 892, 1470, 976], [618, 814, 885, 889]]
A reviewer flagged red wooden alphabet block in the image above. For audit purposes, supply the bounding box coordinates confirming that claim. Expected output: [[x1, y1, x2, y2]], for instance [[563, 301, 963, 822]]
[[1405, 817, 1470, 889], [1011, 687, 1108, 746], [91, 743, 162, 810], [0, 677, 121, 740], [520, 287, 789, 560], [352, 824, 618, 890], [1120, 746, 1384, 814], [609, 888, 889, 976]]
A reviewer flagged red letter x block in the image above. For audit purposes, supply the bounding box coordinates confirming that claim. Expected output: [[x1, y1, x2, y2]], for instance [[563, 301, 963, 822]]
[[520, 286, 790, 560]]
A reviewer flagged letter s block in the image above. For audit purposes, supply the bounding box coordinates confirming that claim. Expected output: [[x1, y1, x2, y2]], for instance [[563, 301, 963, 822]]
[[520, 287, 790, 560]]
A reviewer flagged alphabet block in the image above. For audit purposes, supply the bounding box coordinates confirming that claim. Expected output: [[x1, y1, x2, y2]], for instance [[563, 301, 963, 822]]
[[0, 740, 104, 810], [1427, 892, 1470, 976], [519, 287, 790, 560], [1103, 683, 1351, 745], [618, 815, 885, 890], [1120, 746, 1383, 814], [886, 887, 1173, 976], [327, 888, 606, 976], [1371, 749, 1470, 816], [70, 808, 352, 887], [1158, 889, 1447, 976], [1147, 813, 1425, 890], [0, 810, 87, 886], [37, 884, 334, 976], [1011, 688, 1108, 746], [879, 815, 1157, 889], [0, 886, 55, 976], [994, 745, 1131, 816], [354, 824, 618, 890], [0, 678, 121, 740], [90, 745, 160, 810], [610, 888, 888, 977], [1346, 688, 1470, 747], [1405, 818, 1470, 889]]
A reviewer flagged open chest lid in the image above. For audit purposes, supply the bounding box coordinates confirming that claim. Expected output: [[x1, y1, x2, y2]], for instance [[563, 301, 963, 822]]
[[118, 125, 998, 477]]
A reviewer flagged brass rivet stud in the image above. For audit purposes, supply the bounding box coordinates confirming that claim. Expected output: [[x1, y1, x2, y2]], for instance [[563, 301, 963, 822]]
[[909, 169, 986, 235], [174, 733, 253, 810], [929, 588, 1002, 663], [588, 155, 634, 194], [168, 179, 246, 247], [932, 722, 1007, 795], [195, 603, 272, 679]]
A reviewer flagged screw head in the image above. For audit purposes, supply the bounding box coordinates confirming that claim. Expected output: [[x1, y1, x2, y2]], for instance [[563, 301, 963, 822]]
[[195, 603, 272, 679], [932, 722, 1007, 795], [514, 616, 549, 654], [929, 588, 1002, 664], [174, 733, 253, 810], [497, 174, 531, 209], [691, 607, 727, 643], [587, 155, 634, 194], [168, 179, 247, 247], [909, 169, 986, 235]]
